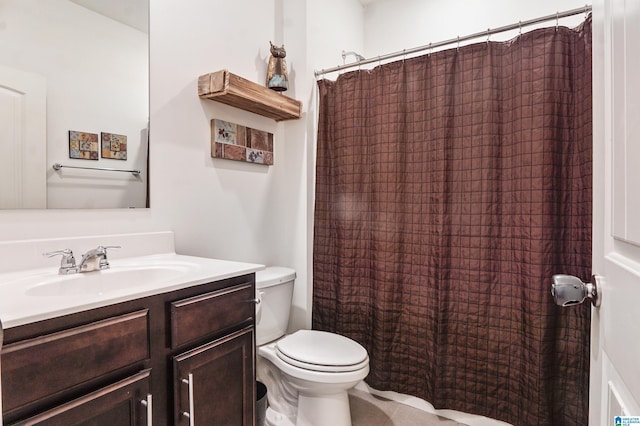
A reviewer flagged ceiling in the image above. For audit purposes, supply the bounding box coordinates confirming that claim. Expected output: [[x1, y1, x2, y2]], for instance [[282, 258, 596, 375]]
[[70, 0, 148, 33]]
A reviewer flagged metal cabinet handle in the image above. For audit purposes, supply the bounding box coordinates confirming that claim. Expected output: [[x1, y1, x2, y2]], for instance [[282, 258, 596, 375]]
[[140, 393, 153, 425], [181, 373, 195, 426]]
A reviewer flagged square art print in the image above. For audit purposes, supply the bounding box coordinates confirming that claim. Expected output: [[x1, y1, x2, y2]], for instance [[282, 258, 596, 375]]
[[101, 132, 128, 160], [69, 131, 99, 160], [211, 119, 273, 165]]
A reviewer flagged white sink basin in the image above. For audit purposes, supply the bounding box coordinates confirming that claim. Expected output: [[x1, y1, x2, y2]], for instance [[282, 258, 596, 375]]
[[24, 264, 192, 297], [0, 253, 264, 329]]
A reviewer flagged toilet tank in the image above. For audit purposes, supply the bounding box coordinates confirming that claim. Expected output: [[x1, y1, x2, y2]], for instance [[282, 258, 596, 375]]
[[255, 266, 296, 346]]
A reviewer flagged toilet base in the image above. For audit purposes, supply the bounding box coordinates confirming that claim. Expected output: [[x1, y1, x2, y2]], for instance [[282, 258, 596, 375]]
[[296, 390, 352, 426], [265, 390, 352, 426], [265, 406, 295, 426]]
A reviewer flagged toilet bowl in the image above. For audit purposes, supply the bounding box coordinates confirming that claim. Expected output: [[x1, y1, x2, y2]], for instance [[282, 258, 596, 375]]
[[255, 267, 369, 426]]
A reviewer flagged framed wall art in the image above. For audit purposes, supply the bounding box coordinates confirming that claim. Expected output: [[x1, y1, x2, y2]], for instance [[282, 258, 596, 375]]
[[101, 132, 128, 160], [211, 119, 273, 165], [69, 131, 99, 160]]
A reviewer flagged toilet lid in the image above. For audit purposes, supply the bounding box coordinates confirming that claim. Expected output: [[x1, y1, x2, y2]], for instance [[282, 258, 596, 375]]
[[275, 330, 369, 372]]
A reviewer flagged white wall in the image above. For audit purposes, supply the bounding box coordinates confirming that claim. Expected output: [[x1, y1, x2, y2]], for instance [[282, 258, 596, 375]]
[[0, 0, 148, 209]]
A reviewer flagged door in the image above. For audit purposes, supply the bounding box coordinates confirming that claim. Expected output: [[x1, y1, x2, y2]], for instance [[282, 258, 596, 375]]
[[0, 65, 46, 209], [18, 369, 152, 426], [173, 327, 254, 426], [591, 0, 640, 424]]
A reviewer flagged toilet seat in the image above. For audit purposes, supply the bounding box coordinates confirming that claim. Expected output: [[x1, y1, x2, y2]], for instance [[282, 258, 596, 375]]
[[275, 330, 369, 373]]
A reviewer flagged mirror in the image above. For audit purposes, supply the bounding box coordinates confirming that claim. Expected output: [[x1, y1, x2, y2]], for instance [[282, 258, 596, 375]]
[[0, 0, 149, 209]]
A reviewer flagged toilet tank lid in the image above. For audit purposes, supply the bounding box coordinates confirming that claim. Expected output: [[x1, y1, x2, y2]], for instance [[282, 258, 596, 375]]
[[256, 266, 296, 289]]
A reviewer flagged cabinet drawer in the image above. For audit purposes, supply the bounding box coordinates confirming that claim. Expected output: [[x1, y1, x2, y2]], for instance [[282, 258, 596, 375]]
[[170, 282, 254, 349], [2, 310, 149, 414], [17, 369, 151, 426]]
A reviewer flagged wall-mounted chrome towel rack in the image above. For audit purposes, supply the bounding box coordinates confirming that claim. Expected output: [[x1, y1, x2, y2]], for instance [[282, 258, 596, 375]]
[[52, 163, 141, 176]]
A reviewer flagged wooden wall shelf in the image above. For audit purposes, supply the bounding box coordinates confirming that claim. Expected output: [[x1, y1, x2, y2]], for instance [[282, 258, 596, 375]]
[[198, 70, 302, 121]]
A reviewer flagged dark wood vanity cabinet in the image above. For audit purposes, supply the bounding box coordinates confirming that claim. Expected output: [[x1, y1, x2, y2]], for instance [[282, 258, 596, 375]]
[[1, 273, 256, 426]]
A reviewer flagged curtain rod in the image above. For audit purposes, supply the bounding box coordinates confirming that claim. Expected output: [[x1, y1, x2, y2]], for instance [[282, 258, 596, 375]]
[[315, 5, 592, 77]]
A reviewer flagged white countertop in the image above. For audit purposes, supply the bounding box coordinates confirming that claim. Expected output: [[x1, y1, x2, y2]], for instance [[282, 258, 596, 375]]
[[0, 253, 264, 329]]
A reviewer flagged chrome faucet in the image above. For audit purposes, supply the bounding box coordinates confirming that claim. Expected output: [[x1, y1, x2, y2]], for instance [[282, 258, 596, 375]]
[[43, 249, 78, 274], [44, 246, 120, 274], [78, 246, 120, 272]]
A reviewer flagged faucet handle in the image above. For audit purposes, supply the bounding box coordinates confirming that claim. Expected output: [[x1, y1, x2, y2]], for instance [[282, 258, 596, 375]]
[[43, 249, 77, 274], [97, 245, 121, 268], [43, 249, 75, 262], [97, 245, 121, 257]]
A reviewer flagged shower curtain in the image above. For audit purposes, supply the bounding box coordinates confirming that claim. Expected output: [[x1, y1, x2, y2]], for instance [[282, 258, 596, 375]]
[[313, 17, 592, 426]]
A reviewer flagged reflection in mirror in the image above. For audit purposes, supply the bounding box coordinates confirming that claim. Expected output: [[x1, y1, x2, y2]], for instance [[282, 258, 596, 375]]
[[0, 0, 149, 209]]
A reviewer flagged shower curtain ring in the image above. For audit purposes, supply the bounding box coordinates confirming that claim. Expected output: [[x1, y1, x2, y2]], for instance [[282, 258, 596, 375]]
[[428, 43, 432, 56], [519, 21, 522, 35], [556, 12, 559, 30], [486, 29, 490, 44], [457, 36, 460, 50], [402, 49, 406, 62]]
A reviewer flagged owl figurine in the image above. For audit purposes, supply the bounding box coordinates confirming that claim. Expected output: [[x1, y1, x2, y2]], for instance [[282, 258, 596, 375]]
[[266, 41, 289, 92]]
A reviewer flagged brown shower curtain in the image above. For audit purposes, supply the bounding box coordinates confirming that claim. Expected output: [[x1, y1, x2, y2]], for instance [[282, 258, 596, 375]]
[[313, 17, 592, 426]]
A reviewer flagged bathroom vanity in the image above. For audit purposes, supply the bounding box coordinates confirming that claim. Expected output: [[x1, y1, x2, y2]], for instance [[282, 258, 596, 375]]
[[0, 240, 262, 426]]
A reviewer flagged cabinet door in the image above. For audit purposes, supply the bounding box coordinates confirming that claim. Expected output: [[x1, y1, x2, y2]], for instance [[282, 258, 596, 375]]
[[17, 370, 152, 426], [173, 328, 254, 426]]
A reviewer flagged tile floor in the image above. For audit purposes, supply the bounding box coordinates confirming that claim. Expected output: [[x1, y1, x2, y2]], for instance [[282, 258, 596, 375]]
[[349, 389, 468, 426]]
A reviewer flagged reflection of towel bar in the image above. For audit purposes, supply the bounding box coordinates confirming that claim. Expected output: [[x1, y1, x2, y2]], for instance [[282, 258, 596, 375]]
[[53, 163, 140, 176]]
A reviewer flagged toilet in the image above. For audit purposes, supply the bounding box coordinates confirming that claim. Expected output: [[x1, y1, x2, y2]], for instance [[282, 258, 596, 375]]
[[255, 267, 369, 426]]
